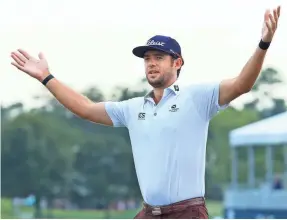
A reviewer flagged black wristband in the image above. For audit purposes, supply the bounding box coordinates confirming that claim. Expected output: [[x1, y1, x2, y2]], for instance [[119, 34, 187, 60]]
[[259, 39, 271, 50], [42, 74, 54, 85]]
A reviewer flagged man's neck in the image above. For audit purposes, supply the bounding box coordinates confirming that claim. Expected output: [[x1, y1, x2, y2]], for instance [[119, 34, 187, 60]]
[[152, 79, 177, 104], [153, 88, 164, 104]]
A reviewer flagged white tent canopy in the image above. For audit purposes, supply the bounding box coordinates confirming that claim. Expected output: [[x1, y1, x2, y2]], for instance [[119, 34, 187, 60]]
[[229, 111, 287, 147]]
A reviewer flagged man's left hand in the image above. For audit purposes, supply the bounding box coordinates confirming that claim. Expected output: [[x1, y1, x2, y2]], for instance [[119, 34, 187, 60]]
[[262, 6, 281, 42]]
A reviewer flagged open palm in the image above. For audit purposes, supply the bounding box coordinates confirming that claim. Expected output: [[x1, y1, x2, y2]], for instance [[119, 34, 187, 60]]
[[11, 49, 50, 80], [261, 6, 281, 42]]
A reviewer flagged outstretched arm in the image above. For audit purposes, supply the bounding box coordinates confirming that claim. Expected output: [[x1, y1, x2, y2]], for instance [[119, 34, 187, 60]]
[[11, 49, 113, 126], [219, 6, 281, 106]]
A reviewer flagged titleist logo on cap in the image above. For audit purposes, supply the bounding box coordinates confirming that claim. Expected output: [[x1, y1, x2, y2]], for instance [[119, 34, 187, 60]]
[[146, 40, 165, 46]]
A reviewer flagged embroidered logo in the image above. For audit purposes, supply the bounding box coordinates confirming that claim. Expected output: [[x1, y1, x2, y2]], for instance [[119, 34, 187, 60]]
[[138, 112, 146, 120], [169, 104, 179, 112], [146, 40, 165, 47], [174, 85, 179, 91]]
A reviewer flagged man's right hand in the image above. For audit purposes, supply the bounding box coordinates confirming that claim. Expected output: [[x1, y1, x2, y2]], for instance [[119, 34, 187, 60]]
[[10, 49, 114, 127], [11, 49, 50, 81]]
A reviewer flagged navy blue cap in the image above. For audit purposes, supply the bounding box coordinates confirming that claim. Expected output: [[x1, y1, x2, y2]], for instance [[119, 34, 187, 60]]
[[132, 35, 184, 65]]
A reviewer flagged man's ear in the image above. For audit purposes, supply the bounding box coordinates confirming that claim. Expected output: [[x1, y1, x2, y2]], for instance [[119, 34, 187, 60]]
[[175, 57, 183, 69]]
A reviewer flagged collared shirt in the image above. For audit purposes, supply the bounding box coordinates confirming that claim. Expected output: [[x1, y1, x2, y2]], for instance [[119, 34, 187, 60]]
[[104, 80, 228, 206]]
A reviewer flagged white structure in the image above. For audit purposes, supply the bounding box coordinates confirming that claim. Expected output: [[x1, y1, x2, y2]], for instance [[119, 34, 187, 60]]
[[224, 112, 287, 219], [230, 111, 287, 147]]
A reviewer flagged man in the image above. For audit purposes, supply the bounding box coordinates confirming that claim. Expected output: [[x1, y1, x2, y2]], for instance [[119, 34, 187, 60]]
[[11, 6, 280, 219]]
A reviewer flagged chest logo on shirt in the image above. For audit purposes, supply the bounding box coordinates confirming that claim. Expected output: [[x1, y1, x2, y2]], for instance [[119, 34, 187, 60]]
[[169, 104, 179, 112], [138, 112, 146, 120]]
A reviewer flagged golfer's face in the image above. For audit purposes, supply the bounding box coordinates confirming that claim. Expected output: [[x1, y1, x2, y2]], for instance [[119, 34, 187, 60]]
[[143, 51, 174, 86]]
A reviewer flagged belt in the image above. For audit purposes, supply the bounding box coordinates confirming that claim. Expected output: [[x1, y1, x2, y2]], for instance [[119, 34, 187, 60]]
[[143, 197, 205, 216]]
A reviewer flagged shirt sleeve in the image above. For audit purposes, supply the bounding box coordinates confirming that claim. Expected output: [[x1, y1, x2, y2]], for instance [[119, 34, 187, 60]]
[[104, 100, 129, 127], [190, 82, 229, 121]]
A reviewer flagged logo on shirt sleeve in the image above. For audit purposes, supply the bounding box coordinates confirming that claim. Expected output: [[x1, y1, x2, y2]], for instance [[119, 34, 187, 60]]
[[138, 112, 146, 120]]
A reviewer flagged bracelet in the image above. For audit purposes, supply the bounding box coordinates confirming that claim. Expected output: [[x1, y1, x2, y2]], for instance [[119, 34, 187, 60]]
[[42, 74, 54, 85], [259, 39, 271, 50]]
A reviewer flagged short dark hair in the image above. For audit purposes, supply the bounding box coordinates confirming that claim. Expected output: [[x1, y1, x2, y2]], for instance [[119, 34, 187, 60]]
[[177, 68, 181, 78], [171, 56, 182, 78]]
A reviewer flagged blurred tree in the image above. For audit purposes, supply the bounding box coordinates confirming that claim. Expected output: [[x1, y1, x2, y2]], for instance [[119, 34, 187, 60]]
[[206, 107, 260, 190], [1, 111, 84, 217], [244, 67, 286, 118], [71, 134, 140, 208], [1, 102, 24, 123]]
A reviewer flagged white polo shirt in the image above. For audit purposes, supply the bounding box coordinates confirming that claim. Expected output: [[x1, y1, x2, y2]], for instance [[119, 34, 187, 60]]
[[105, 80, 228, 206]]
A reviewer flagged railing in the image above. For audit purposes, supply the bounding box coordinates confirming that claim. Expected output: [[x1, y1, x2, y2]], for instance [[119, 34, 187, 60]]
[[224, 188, 287, 209]]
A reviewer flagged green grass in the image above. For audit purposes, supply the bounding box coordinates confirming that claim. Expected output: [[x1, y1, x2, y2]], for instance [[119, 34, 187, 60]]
[[1, 198, 222, 219], [1, 198, 14, 219], [206, 200, 223, 217], [48, 209, 140, 219]]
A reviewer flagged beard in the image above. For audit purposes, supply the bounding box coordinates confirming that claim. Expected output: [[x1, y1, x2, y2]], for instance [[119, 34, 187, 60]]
[[146, 74, 165, 88]]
